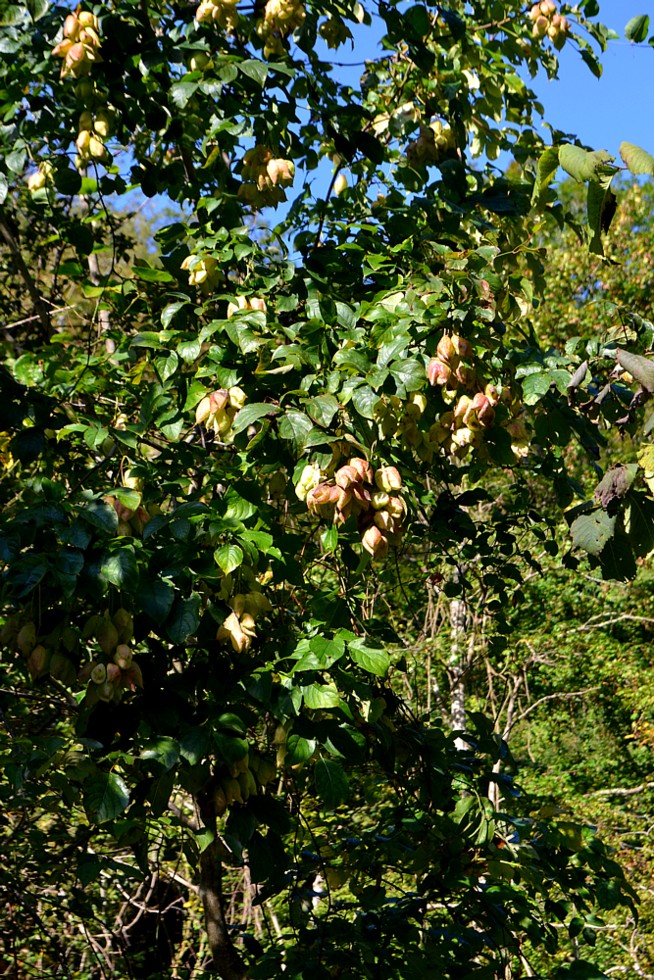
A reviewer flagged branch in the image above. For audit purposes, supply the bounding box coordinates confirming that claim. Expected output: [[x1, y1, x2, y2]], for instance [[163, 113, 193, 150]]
[[572, 613, 654, 632], [506, 687, 599, 731], [592, 781, 654, 799], [0, 206, 52, 336]]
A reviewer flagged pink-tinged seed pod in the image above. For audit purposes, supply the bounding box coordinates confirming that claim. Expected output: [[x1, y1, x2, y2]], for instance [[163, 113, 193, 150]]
[[528, 2, 541, 20], [386, 496, 406, 520], [484, 383, 500, 406], [335, 465, 360, 489], [335, 488, 353, 522], [125, 662, 143, 690], [469, 392, 495, 428], [348, 457, 372, 484], [375, 466, 402, 492], [361, 525, 389, 559], [106, 662, 122, 683], [451, 335, 473, 360], [454, 395, 473, 422], [436, 335, 456, 364], [427, 358, 451, 386], [63, 13, 79, 36], [350, 483, 372, 514], [374, 509, 393, 531], [307, 483, 340, 519], [532, 15, 548, 37], [540, 0, 556, 14], [209, 389, 230, 413], [454, 363, 476, 388], [114, 644, 133, 669]]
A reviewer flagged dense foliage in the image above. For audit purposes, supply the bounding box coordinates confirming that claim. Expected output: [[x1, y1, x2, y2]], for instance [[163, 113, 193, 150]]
[[2, 0, 654, 976]]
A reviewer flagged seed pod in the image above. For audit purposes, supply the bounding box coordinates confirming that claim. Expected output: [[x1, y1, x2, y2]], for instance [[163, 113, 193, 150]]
[[91, 662, 107, 684], [375, 466, 402, 492], [361, 524, 389, 559], [17, 623, 37, 656]]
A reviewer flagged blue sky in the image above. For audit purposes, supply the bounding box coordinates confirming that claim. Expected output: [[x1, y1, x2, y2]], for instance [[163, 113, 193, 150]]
[[531, 0, 654, 159]]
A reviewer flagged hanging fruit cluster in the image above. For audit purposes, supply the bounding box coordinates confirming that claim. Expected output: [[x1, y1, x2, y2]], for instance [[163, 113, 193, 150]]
[[238, 146, 295, 208], [79, 610, 143, 704], [1, 616, 77, 686], [180, 254, 222, 292], [226, 295, 267, 317], [256, 0, 306, 59], [195, 0, 239, 31], [104, 494, 150, 537], [216, 590, 273, 654], [75, 108, 112, 166], [52, 9, 103, 78], [211, 749, 278, 815], [425, 333, 528, 461], [195, 386, 247, 441], [297, 458, 407, 560], [406, 119, 456, 168], [528, 1, 570, 48]]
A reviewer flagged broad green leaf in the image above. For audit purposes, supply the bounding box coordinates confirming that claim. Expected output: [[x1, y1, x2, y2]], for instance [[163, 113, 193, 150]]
[[239, 59, 268, 86], [133, 265, 175, 283], [285, 735, 316, 766], [278, 410, 315, 454], [624, 14, 649, 43], [84, 773, 130, 824], [136, 578, 175, 624], [616, 348, 654, 392], [349, 639, 390, 676], [559, 145, 614, 183], [303, 683, 341, 709], [79, 500, 119, 535], [619, 141, 654, 176], [214, 544, 244, 575], [306, 394, 339, 427], [101, 548, 138, 591], [314, 758, 349, 807], [532, 145, 560, 201], [141, 737, 180, 771], [230, 402, 280, 434], [570, 509, 616, 556], [166, 594, 201, 644]]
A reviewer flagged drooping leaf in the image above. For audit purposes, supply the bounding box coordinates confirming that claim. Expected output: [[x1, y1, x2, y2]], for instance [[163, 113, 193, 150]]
[[619, 141, 654, 176], [616, 348, 654, 392], [570, 508, 617, 556], [314, 758, 349, 808], [84, 773, 130, 824], [559, 145, 615, 183]]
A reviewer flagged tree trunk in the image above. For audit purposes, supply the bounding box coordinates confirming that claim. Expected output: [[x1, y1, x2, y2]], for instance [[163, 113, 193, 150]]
[[197, 806, 249, 980]]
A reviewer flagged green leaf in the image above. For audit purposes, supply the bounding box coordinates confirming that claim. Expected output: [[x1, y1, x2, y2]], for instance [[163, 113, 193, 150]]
[[314, 758, 349, 808], [303, 683, 341, 709], [101, 548, 138, 591], [231, 402, 281, 434], [239, 59, 268, 86], [616, 348, 654, 392], [532, 145, 560, 201], [306, 394, 339, 427], [570, 509, 616, 557], [141, 737, 180, 771], [625, 14, 649, 43], [349, 639, 390, 676], [136, 578, 175, 624], [133, 265, 175, 284], [278, 410, 315, 454], [214, 544, 244, 575], [167, 594, 201, 644], [285, 735, 316, 766], [79, 500, 119, 535], [619, 141, 654, 176], [84, 773, 130, 824], [351, 384, 380, 420], [559, 145, 614, 183]]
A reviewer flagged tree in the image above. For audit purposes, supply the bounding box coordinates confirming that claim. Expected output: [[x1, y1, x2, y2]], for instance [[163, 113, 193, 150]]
[[1, 0, 653, 976]]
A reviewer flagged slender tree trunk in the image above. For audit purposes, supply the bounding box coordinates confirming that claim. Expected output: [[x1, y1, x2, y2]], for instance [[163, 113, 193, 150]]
[[449, 568, 468, 751], [197, 803, 249, 980]]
